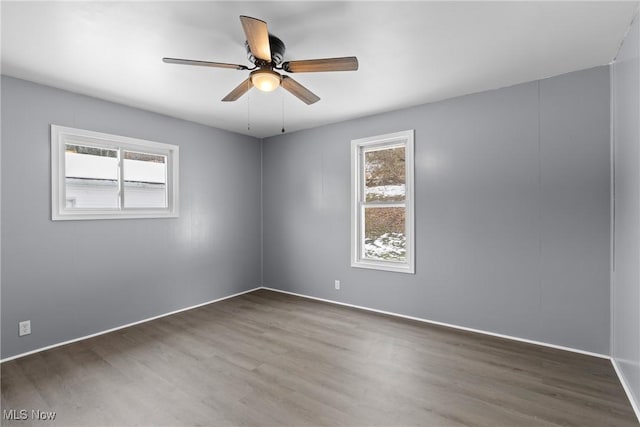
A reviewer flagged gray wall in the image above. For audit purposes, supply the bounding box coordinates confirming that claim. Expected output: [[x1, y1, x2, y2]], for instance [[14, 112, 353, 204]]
[[1, 65, 615, 360], [263, 66, 611, 355], [612, 14, 640, 413], [1, 76, 262, 359]]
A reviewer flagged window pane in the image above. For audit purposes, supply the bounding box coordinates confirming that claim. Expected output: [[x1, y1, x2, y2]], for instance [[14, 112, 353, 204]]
[[365, 146, 405, 202], [123, 151, 167, 208], [363, 207, 406, 262], [65, 144, 119, 208]]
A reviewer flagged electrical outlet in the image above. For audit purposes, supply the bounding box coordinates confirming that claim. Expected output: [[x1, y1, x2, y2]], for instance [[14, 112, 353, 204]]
[[19, 320, 31, 336], [335, 280, 341, 290]]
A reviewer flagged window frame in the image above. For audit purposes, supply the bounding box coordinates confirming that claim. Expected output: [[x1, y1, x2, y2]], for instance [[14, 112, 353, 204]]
[[51, 125, 179, 221], [350, 129, 415, 274]]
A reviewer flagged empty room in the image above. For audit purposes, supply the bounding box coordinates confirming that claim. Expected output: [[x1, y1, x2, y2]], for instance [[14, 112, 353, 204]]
[[1, 1, 640, 426]]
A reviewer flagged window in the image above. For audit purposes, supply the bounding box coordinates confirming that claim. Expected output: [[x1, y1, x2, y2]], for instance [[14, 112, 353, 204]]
[[351, 130, 414, 273], [51, 125, 179, 220]]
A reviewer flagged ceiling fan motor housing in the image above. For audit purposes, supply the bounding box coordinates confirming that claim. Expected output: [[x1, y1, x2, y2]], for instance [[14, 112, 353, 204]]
[[245, 34, 286, 66]]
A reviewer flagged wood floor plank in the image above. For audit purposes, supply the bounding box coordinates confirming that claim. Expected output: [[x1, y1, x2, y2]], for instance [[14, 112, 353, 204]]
[[1, 289, 638, 426]]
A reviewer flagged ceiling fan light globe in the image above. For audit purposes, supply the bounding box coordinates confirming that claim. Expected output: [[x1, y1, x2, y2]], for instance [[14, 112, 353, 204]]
[[251, 69, 281, 92]]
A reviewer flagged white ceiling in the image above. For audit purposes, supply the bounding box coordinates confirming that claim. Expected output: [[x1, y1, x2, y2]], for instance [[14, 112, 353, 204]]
[[2, 1, 638, 138]]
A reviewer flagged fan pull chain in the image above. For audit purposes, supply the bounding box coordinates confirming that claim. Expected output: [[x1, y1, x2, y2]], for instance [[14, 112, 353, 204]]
[[247, 79, 251, 131], [281, 90, 286, 133]]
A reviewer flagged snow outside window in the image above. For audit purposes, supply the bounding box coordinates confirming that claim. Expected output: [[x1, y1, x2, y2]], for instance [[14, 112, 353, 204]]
[[351, 130, 415, 273], [51, 125, 179, 220]]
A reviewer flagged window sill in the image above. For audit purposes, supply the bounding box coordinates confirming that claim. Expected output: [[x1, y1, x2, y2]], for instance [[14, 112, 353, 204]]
[[52, 210, 179, 221], [351, 259, 415, 274]]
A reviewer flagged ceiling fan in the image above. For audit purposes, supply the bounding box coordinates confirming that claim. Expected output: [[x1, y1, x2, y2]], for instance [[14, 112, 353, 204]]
[[163, 15, 358, 105]]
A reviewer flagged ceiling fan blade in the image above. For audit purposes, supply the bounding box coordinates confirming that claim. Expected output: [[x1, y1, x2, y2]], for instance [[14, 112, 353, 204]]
[[281, 76, 320, 105], [222, 78, 253, 102], [282, 56, 358, 73], [163, 57, 248, 70], [240, 16, 271, 63]]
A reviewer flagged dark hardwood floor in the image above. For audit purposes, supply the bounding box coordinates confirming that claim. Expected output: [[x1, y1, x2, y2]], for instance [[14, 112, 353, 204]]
[[1, 289, 638, 426]]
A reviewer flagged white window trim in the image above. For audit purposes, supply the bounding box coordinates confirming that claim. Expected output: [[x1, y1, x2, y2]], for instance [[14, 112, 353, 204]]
[[51, 125, 179, 220], [351, 129, 415, 274]]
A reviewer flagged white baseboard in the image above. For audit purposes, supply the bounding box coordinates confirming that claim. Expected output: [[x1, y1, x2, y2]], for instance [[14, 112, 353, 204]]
[[611, 358, 640, 423], [0, 287, 262, 363], [260, 286, 609, 359]]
